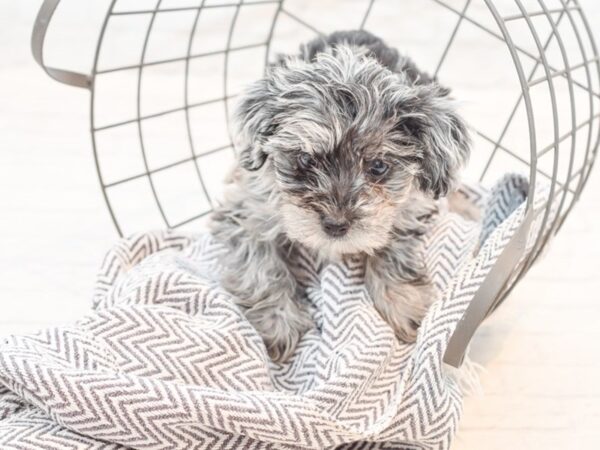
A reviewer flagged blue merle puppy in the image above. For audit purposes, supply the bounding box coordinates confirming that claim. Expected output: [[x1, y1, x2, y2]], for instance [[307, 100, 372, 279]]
[[210, 30, 470, 361]]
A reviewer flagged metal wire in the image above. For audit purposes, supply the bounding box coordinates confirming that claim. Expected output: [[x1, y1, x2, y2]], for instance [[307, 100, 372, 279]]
[[432, 0, 600, 97], [222, 0, 244, 150], [359, 0, 376, 31], [135, 0, 171, 228], [280, 7, 324, 36], [487, 0, 578, 316], [494, 0, 600, 304], [90, 0, 121, 235], [185, 0, 216, 211], [444, 0, 542, 366], [434, 0, 473, 79], [95, 42, 268, 75], [479, 0, 574, 182], [88, 0, 600, 295], [520, 0, 578, 279], [35, 0, 600, 367]]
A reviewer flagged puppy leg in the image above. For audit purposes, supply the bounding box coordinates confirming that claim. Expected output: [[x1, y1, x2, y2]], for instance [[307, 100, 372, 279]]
[[212, 218, 312, 361], [365, 238, 434, 343]]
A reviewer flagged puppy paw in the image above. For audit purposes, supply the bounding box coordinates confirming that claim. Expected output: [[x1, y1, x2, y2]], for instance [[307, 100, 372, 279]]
[[372, 282, 433, 344], [246, 300, 313, 362], [392, 316, 420, 343]]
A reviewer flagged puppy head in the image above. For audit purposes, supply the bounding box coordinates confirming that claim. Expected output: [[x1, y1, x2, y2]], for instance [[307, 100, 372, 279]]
[[235, 45, 470, 257]]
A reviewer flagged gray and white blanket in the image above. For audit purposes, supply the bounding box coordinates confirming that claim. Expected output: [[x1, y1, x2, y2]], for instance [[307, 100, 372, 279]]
[[0, 175, 530, 449]]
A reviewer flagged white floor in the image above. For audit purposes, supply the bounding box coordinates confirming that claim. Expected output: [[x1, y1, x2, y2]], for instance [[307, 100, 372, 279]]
[[1, 1, 599, 449]]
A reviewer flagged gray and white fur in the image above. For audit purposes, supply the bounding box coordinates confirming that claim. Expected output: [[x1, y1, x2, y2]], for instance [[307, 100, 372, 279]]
[[210, 30, 470, 361]]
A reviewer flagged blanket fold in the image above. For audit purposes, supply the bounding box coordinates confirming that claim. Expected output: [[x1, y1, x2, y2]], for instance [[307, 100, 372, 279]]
[[0, 175, 531, 449]]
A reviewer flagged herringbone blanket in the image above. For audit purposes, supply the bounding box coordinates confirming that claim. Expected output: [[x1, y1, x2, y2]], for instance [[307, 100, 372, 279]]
[[0, 175, 531, 450]]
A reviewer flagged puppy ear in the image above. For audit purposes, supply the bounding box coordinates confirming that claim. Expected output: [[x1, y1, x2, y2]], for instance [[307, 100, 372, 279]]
[[234, 77, 281, 171], [397, 84, 470, 199]]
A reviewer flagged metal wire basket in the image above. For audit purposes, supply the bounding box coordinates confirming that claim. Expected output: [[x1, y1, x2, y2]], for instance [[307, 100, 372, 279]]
[[32, 0, 600, 367]]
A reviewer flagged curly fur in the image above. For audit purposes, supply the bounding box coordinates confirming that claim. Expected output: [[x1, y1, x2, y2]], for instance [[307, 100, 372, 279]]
[[210, 30, 470, 361]]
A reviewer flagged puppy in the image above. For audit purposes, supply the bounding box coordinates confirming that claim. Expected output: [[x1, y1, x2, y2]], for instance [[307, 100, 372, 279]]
[[211, 30, 470, 361]]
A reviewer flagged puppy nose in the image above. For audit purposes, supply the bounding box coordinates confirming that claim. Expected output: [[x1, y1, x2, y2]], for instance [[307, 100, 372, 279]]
[[321, 217, 350, 237]]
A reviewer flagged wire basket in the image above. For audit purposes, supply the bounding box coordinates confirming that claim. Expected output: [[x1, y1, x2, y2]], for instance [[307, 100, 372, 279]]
[[32, 0, 600, 367]]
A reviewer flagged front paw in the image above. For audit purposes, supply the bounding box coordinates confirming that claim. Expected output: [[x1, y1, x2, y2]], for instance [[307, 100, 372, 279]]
[[373, 283, 433, 343], [246, 300, 313, 362]]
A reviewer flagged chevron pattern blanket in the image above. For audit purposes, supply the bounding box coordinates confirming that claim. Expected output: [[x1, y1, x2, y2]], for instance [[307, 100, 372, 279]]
[[0, 175, 530, 450]]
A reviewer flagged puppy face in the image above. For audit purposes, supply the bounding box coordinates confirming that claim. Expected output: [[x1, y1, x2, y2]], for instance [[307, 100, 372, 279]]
[[272, 119, 417, 257], [235, 46, 469, 257]]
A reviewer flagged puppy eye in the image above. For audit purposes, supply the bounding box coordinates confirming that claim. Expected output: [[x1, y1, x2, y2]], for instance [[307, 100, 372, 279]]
[[367, 159, 389, 177], [297, 152, 315, 169]]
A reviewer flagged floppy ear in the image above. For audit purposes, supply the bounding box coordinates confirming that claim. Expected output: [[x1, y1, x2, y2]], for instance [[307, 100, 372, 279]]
[[397, 84, 470, 199], [234, 77, 282, 171]]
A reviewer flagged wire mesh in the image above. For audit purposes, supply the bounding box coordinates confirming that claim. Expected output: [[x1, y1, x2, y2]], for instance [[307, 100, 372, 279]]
[[33, 0, 600, 367], [86, 0, 600, 300], [87, 0, 600, 240]]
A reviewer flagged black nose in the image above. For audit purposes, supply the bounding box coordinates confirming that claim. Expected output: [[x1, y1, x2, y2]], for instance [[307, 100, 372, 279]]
[[321, 217, 350, 237]]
